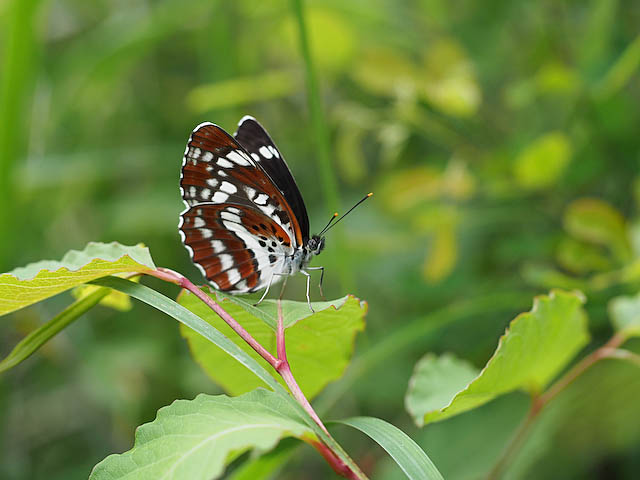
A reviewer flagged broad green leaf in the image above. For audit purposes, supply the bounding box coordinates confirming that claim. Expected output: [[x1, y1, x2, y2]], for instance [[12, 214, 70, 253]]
[[405, 353, 479, 427], [178, 289, 366, 398], [90, 277, 367, 479], [419, 290, 589, 424], [608, 292, 640, 340], [0, 287, 111, 373], [514, 132, 572, 190], [335, 417, 444, 480], [90, 389, 313, 480], [212, 289, 351, 330], [563, 198, 631, 262], [0, 242, 155, 316]]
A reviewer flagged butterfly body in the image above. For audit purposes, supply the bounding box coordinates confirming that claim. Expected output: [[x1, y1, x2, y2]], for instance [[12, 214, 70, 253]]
[[178, 117, 325, 303]]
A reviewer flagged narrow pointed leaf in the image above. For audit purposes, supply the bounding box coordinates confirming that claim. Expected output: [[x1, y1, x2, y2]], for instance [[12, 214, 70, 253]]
[[0, 242, 155, 316], [334, 417, 444, 480], [0, 287, 111, 373]]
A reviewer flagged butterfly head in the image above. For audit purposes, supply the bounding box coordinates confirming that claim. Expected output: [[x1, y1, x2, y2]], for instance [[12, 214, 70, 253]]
[[306, 234, 326, 255]]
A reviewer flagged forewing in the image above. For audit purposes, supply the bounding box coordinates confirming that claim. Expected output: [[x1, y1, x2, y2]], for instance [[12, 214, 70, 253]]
[[180, 122, 303, 247], [180, 204, 294, 293], [234, 116, 310, 242]]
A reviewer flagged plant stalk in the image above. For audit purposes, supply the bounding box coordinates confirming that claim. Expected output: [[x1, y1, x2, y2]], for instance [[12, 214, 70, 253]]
[[147, 268, 365, 479], [487, 332, 627, 480], [274, 300, 361, 479], [147, 268, 278, 368]]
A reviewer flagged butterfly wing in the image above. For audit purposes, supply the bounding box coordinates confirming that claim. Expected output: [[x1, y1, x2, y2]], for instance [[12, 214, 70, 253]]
[[180, 204, 293, 293], [179, 122, 302, 292], [234, 116, 310, 243]]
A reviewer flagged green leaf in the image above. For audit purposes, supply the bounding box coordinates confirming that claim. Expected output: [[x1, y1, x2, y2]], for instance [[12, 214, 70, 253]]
[[72, 273, 141, 311], [213, 290, 352, 330], [90, 276, 367, 479], [563, 198, 631, 262], [405, 353, 479, 427], [514, 131, 572, 190], [0, 286, 111, 373], [608, 292, 640, 340], [90, 389, 314, 480], [227, 439, 299, 480], [418, 290, 589, 425], [0, 242, 155, 316], [178, 289, 366, 399], [335, 417, 444, 480]]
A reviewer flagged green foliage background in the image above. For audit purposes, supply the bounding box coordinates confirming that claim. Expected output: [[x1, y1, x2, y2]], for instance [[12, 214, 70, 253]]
[[1, 0, 640, 478]]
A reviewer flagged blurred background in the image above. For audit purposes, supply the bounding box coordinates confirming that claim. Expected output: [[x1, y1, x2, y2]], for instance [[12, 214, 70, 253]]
[[2, 0, 640, 478]]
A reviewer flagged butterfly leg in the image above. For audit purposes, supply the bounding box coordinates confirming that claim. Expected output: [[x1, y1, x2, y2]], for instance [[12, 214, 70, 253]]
[[306, 266, 325, 300], [300, 270, 314, 313], [253, 272, 287, 307]]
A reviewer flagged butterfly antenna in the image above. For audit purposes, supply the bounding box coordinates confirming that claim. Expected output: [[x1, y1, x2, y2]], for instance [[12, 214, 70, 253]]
[[319, 212, 339, 235], [324, 193, 373, 234]]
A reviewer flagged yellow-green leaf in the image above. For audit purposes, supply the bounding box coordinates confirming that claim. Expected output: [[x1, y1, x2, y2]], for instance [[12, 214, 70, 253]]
[[409, 290, 589, 425], [405, 353, 479, 427], [0, 242, 155, 316]]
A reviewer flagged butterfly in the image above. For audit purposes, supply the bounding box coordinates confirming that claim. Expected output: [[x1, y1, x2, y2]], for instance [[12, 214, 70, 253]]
[[178, 116, 370, 311]]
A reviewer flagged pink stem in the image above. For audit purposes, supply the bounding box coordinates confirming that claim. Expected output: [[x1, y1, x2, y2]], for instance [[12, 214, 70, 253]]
[[145, 268, 362, 479], [146, 268, 278, 368], [307, 438, 361, 480], [275, 301, 359, 478], [274, 300, 328, 433]]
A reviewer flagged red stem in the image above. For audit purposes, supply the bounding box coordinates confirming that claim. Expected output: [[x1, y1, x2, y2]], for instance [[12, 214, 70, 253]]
[[275, 300, 359, 478], [274, 300, 328, 433], [307, 438, 361, 479], [146, 268, 278, 368], [145, 268, 363, 479]]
